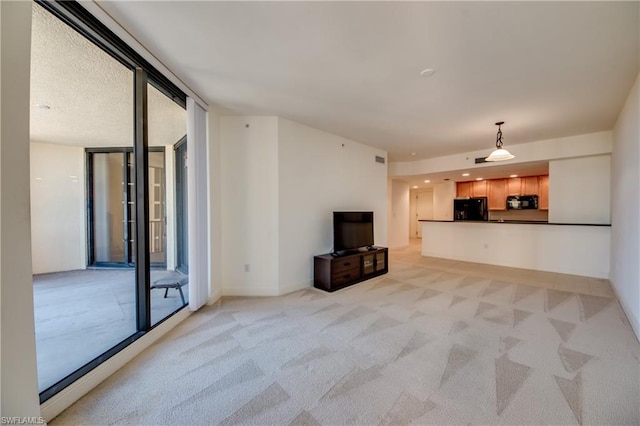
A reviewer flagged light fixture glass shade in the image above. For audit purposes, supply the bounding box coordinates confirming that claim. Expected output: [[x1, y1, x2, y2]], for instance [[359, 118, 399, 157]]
[[485, 148, 515, 162]]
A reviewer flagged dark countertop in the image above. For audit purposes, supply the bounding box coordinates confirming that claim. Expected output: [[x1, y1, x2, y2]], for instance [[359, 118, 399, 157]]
[[419, 219, 611, 227]]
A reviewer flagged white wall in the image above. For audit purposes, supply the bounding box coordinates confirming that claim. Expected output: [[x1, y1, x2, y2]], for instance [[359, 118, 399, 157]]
[[611, 73, 640, 338], [387, 179, 409, 249], [30, 142, 86, 274], [389, 131, 612, 177], [277, 118, 387, 294], [549, 155, 611, 224], [220, 116, 280, 296], [432, 181, 456, 220], [1, 0, 41, 416], [422, 221, 610, 278]]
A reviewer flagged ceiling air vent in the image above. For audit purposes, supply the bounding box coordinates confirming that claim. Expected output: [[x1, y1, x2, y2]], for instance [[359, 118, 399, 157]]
[[375, 155, 385, 164], [475, 157, 488, 164]]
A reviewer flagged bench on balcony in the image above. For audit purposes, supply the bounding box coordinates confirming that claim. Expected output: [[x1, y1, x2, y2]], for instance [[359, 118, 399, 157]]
[[151, 275, 188, 305]]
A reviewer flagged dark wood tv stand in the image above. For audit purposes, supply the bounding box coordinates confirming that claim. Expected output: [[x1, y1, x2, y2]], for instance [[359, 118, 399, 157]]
[[314, 247, 388, 292]]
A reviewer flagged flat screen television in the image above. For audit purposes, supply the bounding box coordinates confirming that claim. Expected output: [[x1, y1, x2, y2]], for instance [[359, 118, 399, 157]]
[[333, 211, 374, 252]]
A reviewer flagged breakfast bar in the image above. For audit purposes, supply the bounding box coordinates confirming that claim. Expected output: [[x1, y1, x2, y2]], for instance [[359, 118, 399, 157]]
[[420, 220, 611, 278]]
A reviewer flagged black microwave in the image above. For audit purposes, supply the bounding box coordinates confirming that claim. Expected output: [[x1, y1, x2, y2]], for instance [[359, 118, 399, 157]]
[[507, 195, 538, 210]]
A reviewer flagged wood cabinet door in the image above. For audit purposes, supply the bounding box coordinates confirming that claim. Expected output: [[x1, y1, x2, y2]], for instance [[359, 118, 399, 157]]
[[472, 180, 488, 197], [488, 179, 507, 210], [538, 175, 549, 210], [457, 182, 472, 198], [508, 178, 522, 195], [522, 176, 539, 195]]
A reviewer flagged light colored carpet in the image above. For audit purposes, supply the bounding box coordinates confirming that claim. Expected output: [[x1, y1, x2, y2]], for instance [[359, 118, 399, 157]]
[[51, 243, 639, 425]]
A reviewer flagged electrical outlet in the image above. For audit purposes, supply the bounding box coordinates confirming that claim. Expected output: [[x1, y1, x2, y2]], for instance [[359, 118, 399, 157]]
[[244, 264, 250, 272]]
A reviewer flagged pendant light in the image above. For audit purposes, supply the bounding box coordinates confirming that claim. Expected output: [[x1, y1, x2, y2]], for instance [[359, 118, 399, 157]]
[[485, 121, 515, 162]]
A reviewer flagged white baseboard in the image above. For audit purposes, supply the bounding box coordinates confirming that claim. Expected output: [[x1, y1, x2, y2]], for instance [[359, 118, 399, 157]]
[[279, 279, 312, 296], [222, 285, 280, 297], [388, 243, 409, 250], [208, 289, 223, 305], [41, 308, 191, 422], [222, 280, 312, 297]]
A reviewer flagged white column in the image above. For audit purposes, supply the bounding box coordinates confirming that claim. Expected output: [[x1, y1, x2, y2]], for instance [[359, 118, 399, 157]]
[[1, 0, 42, 416]]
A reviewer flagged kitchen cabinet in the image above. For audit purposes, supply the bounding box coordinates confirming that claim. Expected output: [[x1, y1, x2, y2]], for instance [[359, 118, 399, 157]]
[[457, 182, 472, 198], [460, 175, 548, 209], [488, 179, 508, 210], [508, 178, 522, 195], [472, 180, 487, 197], [522, 176, 539, 195], [538, 175, 549, 210]]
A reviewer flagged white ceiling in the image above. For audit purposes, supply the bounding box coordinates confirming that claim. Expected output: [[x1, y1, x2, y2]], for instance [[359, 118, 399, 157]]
[[96, 1, 639, 162], [30, 2, 186, 148]]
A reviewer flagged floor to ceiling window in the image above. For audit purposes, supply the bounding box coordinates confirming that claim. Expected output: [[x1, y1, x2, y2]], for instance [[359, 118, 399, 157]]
[[30, 0, 188, 402], [147, 83, 189, 325]]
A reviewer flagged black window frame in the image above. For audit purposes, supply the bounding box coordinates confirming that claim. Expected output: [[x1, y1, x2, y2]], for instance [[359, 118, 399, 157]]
[[35, 0, 188, 403], [174, 136, 189, 274], [85, 147, 166, 268]]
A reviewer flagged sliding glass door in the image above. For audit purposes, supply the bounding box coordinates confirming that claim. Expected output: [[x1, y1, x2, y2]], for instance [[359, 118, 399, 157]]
[[30, 0, 139, 394], [89, 151, 132, 265], [147, 81, 188, 324], [88, 149, 166, 268], [31, 0, 188, 402]]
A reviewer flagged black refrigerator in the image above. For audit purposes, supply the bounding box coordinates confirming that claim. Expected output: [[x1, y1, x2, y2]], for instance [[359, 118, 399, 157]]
[[453, 198, 488, 221]]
